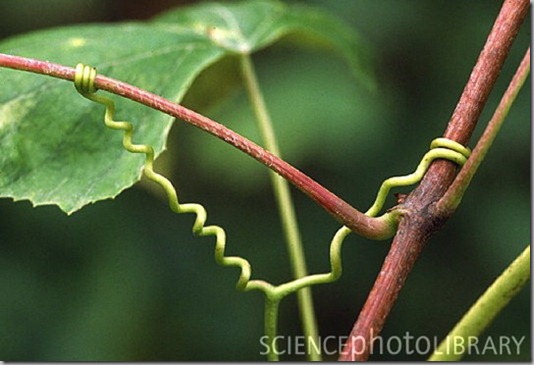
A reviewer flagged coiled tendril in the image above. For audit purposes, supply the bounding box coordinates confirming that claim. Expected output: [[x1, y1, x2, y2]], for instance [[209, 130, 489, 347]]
[[74, 64, 471, 360]]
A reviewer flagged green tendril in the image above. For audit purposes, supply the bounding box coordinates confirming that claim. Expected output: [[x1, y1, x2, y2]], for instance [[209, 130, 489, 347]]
[[74, 64, 254, 290], [365, 138, 471, 217], [74, 64, 472, 360]]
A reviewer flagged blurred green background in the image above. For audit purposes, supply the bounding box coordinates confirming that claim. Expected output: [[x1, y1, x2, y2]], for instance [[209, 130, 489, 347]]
[[0, 0, 530, 361]]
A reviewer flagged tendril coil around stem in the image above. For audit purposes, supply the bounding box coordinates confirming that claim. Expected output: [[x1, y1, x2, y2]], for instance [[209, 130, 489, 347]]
[[73, 63, 471, 358]]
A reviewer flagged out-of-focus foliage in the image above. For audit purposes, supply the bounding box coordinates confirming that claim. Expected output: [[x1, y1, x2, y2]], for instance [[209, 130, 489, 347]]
[[0, 0, 530, 361]]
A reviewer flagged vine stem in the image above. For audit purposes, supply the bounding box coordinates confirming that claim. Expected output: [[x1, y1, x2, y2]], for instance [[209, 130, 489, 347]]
[[428, 245, 530, 361], [339, 0, 529, 360], [239, 54, 321, 361], [0, 52, 396, 240]]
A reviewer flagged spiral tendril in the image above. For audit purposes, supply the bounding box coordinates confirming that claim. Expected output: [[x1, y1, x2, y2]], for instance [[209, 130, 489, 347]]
[[74, 64, 256, 290], [73, 63, 471, 294], [73, 63, 471, 358]]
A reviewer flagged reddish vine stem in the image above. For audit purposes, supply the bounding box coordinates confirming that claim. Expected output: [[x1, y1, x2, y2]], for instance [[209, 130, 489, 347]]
[[437, 47, 530, 215], [339, 0, 529, 361], [0, 53, 396, 240]]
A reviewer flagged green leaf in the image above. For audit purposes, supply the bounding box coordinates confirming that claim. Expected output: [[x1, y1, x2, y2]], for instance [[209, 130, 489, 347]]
[[0, 0, 371, 214], [153, 0, 373, 85], [0, 25, 225, 214]]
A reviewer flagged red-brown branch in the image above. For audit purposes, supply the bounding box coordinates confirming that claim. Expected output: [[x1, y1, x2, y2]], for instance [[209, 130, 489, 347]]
[[0, 53, 395, 240], [339, 0, 529, 360]]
